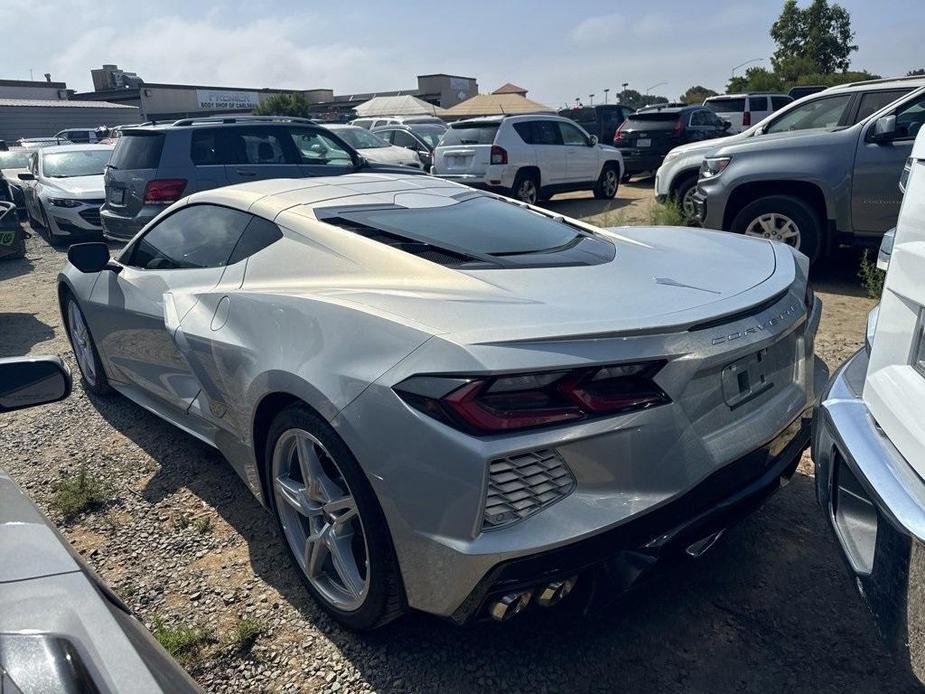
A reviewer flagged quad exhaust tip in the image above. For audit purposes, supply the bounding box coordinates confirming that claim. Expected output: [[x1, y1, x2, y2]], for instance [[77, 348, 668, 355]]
[[488, 575, 578, 621]]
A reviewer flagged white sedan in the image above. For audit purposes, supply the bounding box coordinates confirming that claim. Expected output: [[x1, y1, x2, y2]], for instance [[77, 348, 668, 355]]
[[18, 144, 112, 243], [323, 124, 423, 169]]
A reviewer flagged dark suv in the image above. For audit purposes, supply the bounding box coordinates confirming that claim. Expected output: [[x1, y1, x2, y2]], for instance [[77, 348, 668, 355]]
[[100, 116, 422, 241], [558, 105, 634, 148], [613, 105, 732, 178]]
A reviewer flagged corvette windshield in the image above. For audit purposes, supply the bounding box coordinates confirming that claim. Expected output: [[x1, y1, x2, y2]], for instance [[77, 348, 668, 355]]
[[337, 196, 581, 256], [42, 150, 111, 177]]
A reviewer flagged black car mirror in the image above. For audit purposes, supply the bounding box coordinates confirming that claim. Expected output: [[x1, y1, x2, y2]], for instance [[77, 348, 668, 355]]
[[17, 172, 35, 181], [872, 115, 897, 143], [723, 120, 732, 130], [68, 242, 120, 274], [0, 356, 71, 413]]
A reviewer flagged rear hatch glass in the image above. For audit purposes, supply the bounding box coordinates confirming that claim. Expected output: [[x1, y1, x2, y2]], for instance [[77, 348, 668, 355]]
[[434, 123, 500, 175], [704, 98, 746, 113], [106, 131, 165, 215], [618, 113, 681, 152]]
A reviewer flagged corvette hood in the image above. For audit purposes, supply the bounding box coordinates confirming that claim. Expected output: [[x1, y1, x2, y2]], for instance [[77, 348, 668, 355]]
[[315, 226, 796, 344], [42, 174, 105, 197]]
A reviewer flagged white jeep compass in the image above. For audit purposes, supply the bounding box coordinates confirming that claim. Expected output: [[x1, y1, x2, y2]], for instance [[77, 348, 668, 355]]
[[432, 115, 624, 204]]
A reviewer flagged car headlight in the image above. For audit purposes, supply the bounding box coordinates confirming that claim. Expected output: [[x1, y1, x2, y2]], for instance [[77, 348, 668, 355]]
[[48, 198, 83, 208], [699, 156, 731, 179]]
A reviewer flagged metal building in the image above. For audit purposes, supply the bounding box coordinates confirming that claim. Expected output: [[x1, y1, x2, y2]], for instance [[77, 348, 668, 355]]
[[0, 99, 140, 143]]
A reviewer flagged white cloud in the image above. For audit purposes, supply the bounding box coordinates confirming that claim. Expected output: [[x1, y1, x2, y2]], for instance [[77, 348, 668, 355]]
[[568, 14, 624, 45]]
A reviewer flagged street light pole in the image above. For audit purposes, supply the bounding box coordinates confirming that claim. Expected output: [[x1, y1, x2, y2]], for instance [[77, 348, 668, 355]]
[[645, 81, 667, 95], [731, 58, 763, 78], [604, 88, 610, 104], [589, 93, 595, 106]]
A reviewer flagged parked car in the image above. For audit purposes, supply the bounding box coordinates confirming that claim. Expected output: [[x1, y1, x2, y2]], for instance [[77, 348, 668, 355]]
[[60, 173, 825, 630], [657, 77, 925, 220], [692, 79, 925, 262], [17, 144, 113, 243], [0, 148, 31, 209], [558, 105, 634, 149], [788, 85, 827, 100], [99, 115, 425, 242], [703, 93, 792, 132], [0, 356, 199, 692], [323, 124, 423, 169], [614, 105, 732, 179], [372, 123, 447, 171], [812, 126, 925, 687], [54, 128, 103, 144], [17, 137, 71, 149], [351, 115, 446, 129], [0, 201, 24, 259], [432, 114, 623, 203]]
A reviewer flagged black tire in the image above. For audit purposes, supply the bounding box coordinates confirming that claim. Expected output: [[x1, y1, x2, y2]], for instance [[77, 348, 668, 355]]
[[265, 404, 404, 630], [672, 175, 699, 223], [62, 291, 113, 396], [510, 170, 539, 205], [730, 194, 823, 263], [593, 164, 620, 200]]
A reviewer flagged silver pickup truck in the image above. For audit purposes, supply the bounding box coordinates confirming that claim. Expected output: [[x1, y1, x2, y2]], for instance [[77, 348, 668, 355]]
[[692, 77, 925, 262]]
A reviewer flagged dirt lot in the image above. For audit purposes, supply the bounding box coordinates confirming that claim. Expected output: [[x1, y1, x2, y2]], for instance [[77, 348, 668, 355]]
[[0, 182, 913, 693]]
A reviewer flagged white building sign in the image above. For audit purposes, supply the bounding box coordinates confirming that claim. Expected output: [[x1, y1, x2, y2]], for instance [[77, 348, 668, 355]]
[[196, 89, 259, 111]]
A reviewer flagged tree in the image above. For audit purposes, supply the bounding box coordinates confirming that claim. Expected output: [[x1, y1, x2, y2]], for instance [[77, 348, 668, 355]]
[[770, 0, 857, 74], [616, 89, 669, 110], [909, 69, 925, 76], [253, 92, 313, 118], [680, 85, 718, 105]]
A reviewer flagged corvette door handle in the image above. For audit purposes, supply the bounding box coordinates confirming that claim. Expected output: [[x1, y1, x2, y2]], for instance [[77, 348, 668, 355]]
[[235, 169, 257, 176]]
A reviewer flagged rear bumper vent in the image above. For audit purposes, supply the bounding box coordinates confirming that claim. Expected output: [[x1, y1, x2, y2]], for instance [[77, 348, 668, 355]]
[[483, 449, 576, 530]]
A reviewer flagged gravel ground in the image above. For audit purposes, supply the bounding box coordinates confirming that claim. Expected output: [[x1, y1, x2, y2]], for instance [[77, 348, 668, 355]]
[[0, 183, 917, 693]]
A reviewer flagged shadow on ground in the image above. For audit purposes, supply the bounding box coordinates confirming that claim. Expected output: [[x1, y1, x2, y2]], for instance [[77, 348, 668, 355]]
[[0, 312, 56, 357], [85, 389, 919, 694]]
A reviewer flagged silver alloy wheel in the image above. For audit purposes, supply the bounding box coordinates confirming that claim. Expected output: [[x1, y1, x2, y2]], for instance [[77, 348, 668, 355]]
[[744, 212, 801, 248], [272, 429, 370, 612], [602, 169, 618, 197], [67, 301, 97, 386], [517, 178, 538, 204]]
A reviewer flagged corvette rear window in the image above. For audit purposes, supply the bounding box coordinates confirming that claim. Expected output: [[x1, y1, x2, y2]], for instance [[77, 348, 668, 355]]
[[333, 196, 580, 256]]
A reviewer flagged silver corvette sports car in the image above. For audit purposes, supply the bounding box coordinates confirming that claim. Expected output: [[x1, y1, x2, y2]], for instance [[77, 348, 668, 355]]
[[58, 174, 826, 629]]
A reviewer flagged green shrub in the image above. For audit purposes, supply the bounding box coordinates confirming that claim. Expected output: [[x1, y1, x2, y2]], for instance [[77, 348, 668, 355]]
[[648, 199, 688, 226], [229, 616, 266, 653], [152, 617, 213, 662], [858, 250, 885, 299], [50, 466, 109, 520]]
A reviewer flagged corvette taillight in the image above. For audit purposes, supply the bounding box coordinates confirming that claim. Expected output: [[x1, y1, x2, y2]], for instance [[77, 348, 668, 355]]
[[395, 362, 669, 434]]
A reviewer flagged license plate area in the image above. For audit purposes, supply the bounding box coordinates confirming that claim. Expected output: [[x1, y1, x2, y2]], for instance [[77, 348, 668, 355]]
[[722, 348, 773, 408], [636, 138, 651, 148]]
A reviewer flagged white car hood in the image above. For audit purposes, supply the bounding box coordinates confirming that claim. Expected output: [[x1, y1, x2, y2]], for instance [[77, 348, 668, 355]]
[[42, 174, 105, 197], [360, 146, 419, 168]]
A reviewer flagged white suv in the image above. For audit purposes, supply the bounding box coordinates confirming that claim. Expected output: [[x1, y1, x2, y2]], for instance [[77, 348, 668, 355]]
[[812, 129, 925, 684], [702, 93, 792, 132], [431, 115, 624, 204]]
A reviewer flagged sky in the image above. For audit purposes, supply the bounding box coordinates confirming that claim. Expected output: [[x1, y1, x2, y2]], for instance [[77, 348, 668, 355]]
[[1, 0, 923, 108]]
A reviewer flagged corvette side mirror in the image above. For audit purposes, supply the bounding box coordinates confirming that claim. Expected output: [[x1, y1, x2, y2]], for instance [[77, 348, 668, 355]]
[[0, 356, 71, 413], [68, 242, 120, 274]]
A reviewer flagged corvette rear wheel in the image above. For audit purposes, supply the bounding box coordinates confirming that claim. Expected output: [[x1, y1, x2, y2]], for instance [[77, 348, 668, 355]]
[[266, 405, 404, 630], [64, 294, 112, 395]]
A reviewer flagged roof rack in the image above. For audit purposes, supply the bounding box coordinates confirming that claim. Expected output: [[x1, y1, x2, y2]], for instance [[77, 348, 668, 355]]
[[169, 115, 320, 127], [833, 74, 925, 89]]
